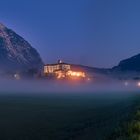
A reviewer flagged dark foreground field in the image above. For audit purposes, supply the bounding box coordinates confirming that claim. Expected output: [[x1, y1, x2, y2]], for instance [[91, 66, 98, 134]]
[[0, 92, 139, 140]]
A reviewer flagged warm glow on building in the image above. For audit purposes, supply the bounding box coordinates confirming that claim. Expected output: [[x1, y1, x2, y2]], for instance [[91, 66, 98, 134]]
[[44, 60, 86, 80], [66, 70, 85, 78], [55, 71, 66, 79]]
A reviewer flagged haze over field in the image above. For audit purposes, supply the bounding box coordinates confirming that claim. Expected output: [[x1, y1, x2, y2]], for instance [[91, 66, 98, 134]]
[[0, 78, 139, 94], [0, 82, 139, 140]]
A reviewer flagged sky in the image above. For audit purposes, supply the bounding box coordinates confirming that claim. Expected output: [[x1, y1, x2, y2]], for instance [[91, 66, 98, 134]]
[[0, 0, 140, 68]]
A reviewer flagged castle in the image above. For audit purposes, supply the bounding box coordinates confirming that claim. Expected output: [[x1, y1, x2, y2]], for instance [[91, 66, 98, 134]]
[[44, 60, 85, 79]]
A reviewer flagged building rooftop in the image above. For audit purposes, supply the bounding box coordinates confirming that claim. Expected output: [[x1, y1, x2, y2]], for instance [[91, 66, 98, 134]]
[[44, 62, 69, 66]]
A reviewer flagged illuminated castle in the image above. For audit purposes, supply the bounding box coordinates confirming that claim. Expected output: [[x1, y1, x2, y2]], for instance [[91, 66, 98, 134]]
[[44, 60, 85, 79]]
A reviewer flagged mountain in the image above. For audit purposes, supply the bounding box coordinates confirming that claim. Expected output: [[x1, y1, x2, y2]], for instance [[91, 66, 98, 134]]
[[72, 53, 140, 80], [113, 54, 140, 72], [0, 23, 43, 71], [108, 54, 140, 80]]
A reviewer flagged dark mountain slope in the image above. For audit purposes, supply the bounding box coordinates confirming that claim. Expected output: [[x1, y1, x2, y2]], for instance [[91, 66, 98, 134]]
[[113, 54, 140, 72], [0, 23, 43, 71]]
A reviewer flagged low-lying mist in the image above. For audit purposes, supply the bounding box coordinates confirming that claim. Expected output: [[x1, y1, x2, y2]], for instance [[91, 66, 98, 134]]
[[0, 78, 140, 96]]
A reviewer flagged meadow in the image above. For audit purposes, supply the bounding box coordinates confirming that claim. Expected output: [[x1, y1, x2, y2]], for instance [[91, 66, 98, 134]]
[[0, 92, 139, 140]]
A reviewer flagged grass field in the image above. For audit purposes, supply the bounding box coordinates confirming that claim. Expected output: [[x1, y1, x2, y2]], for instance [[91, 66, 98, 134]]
[[0, 92, 139, 140], [109, 100, 140, 140]]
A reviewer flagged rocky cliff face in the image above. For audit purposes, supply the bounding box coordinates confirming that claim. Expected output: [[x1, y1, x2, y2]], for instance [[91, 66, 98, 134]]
[[0, 23, 43, 71]]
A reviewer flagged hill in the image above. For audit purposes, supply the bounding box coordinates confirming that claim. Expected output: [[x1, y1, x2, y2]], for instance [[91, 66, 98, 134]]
[[113, 54, 140, 72]]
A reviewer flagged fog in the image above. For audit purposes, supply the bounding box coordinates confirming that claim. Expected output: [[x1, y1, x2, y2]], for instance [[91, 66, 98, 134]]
[[0, 78, 139, 140], [0, 78, 140, 96]]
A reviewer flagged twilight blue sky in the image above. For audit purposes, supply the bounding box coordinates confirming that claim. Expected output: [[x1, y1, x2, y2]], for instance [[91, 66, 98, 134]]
[[0, 0, 140, 68]]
